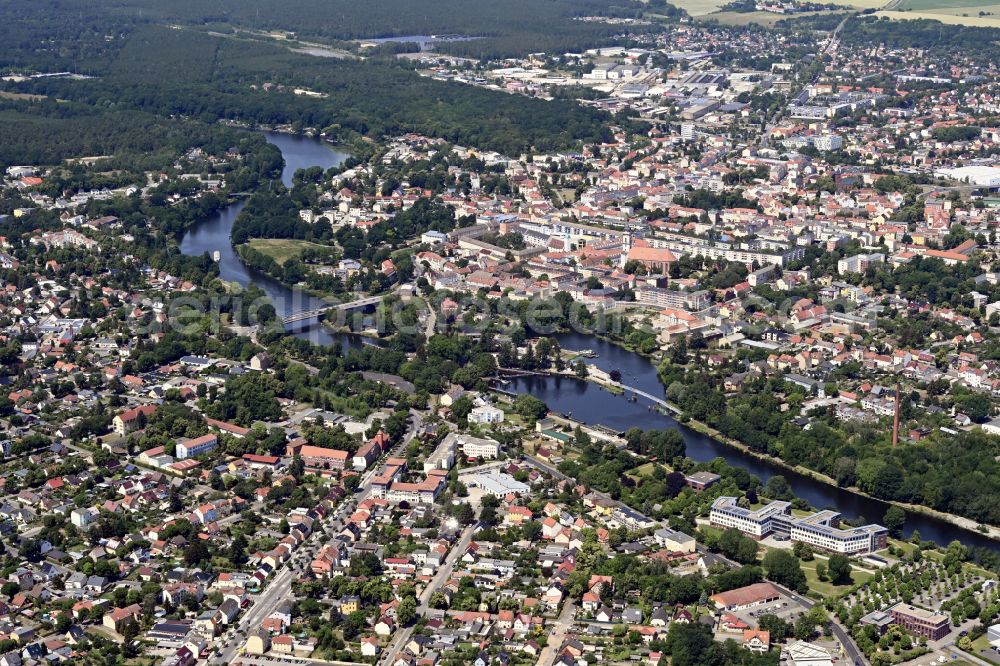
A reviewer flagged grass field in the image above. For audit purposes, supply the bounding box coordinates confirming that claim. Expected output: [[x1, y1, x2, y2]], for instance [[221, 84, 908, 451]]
[[625, 461, 672, 481], [800, 558, 873, 598], [699, 9, 850, 25], [664, 0, 731, 15], [0, 91, 47, 101], [877, 9, 1000, 24], [971, 636, 1000, 665], [246, 238, 332, 265]]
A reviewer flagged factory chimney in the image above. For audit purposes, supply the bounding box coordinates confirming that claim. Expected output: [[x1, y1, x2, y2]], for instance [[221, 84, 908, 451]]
[[892, 381, 901, 448]]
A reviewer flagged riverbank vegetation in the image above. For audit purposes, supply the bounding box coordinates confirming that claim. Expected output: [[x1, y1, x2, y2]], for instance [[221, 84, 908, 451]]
[[656, 348, 1000, 538], [0, 100, 283, 181]]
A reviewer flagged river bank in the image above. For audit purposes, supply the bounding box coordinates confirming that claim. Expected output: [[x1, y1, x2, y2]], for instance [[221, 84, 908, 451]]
[[673, 400, 1000, 542], [234, 241, 345, 303], [511, 362, 1000, 545], [180, 131, 350, 348], [502, 331, 1000, 552], [178, 131, 1000, 554], [552, 334, 1000, 546]]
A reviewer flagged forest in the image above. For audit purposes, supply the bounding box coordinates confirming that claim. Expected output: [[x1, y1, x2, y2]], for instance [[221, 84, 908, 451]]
[[50, 0, 663, 60], [841, 15, 1000, 62], [8, 24, 619, 156], [0, 100, 277, 171], [656, 362, 1000, 530]]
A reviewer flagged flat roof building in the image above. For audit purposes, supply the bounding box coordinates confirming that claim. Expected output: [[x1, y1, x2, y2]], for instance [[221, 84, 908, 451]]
[[888, 603, 949, 641], [710, 497, 887, 555], [709, 582, 781, 611], [465, 472, 529, 497]]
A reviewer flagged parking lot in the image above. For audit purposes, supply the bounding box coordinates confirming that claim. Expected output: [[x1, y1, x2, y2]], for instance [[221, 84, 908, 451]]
[[731, 592, 810, 627], [900, 647, 973, 666], [235, 655, 346, 666]]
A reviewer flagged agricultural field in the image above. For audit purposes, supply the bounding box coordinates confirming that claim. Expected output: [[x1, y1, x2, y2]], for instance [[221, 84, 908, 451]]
[[875, 0, 1000, 26], [876, 9, 1000, 25], [895, 0, 997, 9], [665, 0, 732, 15], [700, 9, 849, 25], [832, 0, 894, 7]]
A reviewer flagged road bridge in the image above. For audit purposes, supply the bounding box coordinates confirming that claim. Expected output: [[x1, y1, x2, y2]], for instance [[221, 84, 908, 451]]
[[280, 295, 383, 326]]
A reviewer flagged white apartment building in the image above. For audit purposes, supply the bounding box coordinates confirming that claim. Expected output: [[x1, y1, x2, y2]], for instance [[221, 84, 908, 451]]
[[837, 252, 884, 275], [458, 434, 501, 459], [468, 405, 504, 425]]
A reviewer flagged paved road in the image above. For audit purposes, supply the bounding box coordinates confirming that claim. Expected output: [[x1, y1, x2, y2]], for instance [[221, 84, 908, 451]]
[[236, 656, 366, 666], [214, 565, 295, 663], [535, 599, 576, 666], [527, 455, 869, 664], [422, 297, 437, 339], [524, 455, 624, 509], [380, 522, 478, 665], [760, 12, 850, 147], [771, 583, 867, 666], [215, 422, 417, 664]]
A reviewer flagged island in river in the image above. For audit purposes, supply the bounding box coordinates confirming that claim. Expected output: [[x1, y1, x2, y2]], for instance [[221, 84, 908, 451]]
[[181, 131, 1000, 557]]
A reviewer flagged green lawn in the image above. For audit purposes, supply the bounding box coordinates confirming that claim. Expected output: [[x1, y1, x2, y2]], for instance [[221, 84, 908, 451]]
[[887, 538, 916, 557], [970, 635, 1000, 665], [800, 558, 872, 598], [699, 525, 724, 541], [626, 461, 672, 481], [246, 238, 334, 265]]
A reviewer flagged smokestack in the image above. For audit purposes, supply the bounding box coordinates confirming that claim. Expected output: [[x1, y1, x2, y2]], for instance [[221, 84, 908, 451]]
[[892, 381, 900, 448]]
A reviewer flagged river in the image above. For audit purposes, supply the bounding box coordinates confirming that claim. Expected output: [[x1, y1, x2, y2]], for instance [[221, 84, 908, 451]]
[[506, 332, 1000, 553], [180, 133, 998, 554], [180, 132, 367, 349]]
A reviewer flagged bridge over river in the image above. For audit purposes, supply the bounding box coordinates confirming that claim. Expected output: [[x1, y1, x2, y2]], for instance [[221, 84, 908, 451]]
[[281, 295, 383, 326]]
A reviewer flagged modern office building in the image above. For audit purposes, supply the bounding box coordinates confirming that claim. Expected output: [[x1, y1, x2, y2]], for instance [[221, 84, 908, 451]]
[[709, 497, 791, 540], [887, 603, 950, 640], [710, 497, 888, 555]]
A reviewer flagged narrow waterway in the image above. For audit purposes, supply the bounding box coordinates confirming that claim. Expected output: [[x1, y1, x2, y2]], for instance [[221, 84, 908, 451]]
[[180, 133, 998, 554], [506, 332, 1000, 553], [179, 132, 366, 349]]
